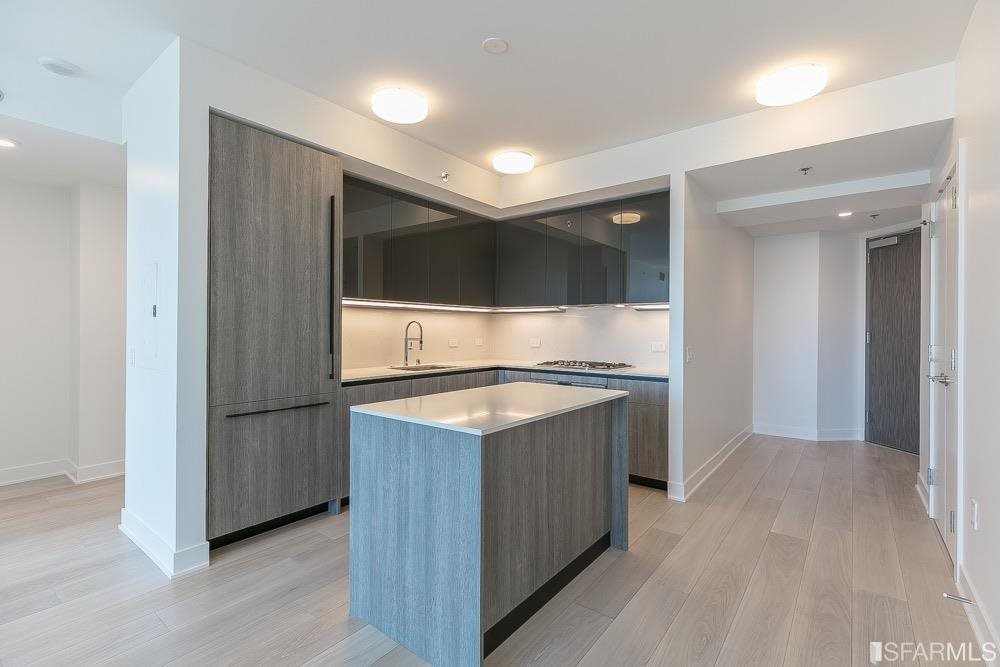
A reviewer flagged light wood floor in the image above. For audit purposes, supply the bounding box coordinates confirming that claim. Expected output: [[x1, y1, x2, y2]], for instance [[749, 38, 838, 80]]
[[0, 436, 979, 665]]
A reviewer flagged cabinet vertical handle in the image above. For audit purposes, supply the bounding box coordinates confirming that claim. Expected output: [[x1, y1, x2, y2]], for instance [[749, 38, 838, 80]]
[[329, 194, 336, 380]]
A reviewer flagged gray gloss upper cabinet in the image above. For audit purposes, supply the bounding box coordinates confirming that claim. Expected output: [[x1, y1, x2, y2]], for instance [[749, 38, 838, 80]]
[[545, 210, 582, 306], [386, 195, 430, 303], [622, 191, 669, 303], [581, 201, 625, 305], [457, 214, 496, 307], [496, 217, 548, 306], [343, 177, 391, 300], [208, 115, 341, 406]]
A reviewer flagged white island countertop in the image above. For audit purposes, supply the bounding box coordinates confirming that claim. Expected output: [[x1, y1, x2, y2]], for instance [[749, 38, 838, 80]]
[[350, 381, 628, 436]]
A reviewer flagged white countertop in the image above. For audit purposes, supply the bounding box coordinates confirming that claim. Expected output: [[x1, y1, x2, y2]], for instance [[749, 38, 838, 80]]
[[341, 358, 668, 383], [350, 381, 629, 435]]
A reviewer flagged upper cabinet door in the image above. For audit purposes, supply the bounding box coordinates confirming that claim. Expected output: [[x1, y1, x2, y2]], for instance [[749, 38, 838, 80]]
[[208, 115, 341, 406], [545, 210, 582, 306], [458, 214, 496, 307], [343, 177, 391, 300], [581, 201, 625, 305], [622, 192, 669, 303], [427, 204, 462, 305], [386, 195, 430, 302], [496, 217, 548, 306]]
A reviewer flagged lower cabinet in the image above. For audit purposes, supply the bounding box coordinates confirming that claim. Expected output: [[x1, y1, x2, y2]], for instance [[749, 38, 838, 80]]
[[627, 402, 669, 482], [410, 370, 499, 395], [339, 379, 413, 495], [207, 393, 339, 540]]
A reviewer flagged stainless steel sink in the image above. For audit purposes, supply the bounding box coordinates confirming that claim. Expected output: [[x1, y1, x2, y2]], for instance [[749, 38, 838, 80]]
[[388, 364, 454, 371]]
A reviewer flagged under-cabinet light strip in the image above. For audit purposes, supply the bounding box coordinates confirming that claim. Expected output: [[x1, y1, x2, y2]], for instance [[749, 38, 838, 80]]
[[341, 299, 667, 313]]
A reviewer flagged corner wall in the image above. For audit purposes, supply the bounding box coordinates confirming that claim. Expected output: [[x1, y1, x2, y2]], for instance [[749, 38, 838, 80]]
[[679, 176, 754, 498]]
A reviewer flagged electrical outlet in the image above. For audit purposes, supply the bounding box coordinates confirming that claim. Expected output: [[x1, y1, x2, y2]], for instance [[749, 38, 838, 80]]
[[474, 337, 483, 347], [529, 337, 541, 349], [448, 338, 459, 348], [971, 498, 980, 530], [685, 346, 694, 363], [650, 341, 666, 353]]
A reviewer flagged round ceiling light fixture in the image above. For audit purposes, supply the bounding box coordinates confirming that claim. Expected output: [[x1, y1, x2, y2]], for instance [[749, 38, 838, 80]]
[[838, 211, 853, 218], [482, 37, 509, 55], [38, 57, 83, 77], [612, 211, 641, 225], [755, 63, 828, 106], [0, 137, 19, 149], [370, 87, 428, 124], [492, 150, 534, 174]]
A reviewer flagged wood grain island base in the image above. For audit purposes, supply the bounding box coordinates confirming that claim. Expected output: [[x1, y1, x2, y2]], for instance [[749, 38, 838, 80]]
[[349, 382, 629, 665]]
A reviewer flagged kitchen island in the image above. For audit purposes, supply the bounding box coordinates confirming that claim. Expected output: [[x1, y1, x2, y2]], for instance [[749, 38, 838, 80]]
[[349, 382, 629, 665]]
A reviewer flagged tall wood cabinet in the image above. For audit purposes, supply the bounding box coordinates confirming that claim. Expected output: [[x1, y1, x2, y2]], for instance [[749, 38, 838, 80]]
[[207, 114, 344, 541]]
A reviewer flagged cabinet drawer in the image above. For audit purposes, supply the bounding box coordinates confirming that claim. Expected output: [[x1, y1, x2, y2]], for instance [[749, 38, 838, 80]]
[[528, 372, 608, 388], [608, 379, 668, 405], [208, 394, 339, 540], [628, 403, 669, 482]]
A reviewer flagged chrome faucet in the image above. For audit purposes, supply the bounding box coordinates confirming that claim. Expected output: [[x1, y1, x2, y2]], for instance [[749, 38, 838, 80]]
[[403, 320, 423, 367]]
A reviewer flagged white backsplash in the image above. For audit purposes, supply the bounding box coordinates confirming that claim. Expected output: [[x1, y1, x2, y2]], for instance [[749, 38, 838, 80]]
[[342, 305, 669, 371]]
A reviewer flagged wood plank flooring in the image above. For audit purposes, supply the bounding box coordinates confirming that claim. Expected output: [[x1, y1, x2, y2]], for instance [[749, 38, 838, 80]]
[[0, 436, 980, 665]]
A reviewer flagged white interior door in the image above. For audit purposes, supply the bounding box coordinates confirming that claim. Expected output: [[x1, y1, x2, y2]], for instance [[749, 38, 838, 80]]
[[929, 169, 959, 563]]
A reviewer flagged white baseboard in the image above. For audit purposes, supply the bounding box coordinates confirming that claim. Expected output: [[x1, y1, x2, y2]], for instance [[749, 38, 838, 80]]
[[673, 425, 753, 502], [958, 566, 999, 666], [67, 459, 124, 484], [753, 423, 818, 441], [816, 427, 863, 442], [0, 459, 73, 486], [119, 508, 209, 578]]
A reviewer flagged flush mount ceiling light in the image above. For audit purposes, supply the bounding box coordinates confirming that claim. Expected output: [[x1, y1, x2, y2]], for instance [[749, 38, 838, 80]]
[[482, 37, 509, 55], [838, 211, 853, 218], [0, 137, 19, 149], [38, 57, 83, 77], [612, 212, 641, 225], [370, 87, 428, 124], [492, 150, 534, 174], [755, 63, 827, 106]]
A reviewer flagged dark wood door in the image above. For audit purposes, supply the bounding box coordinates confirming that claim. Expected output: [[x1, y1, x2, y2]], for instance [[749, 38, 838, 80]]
[[866, 230, 921, 453], [208, 115, 342, 405], [207, 394, 338, 539]]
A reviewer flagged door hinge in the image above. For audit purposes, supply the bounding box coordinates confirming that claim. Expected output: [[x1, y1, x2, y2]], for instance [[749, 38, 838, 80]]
[[927, 220, 940, 239], [951, 187, 959, 210], [949, 510, 957, 533], [928, 467, 937, 486], [865, 410, 870, 424], [951, 349, 957, 372], [866, 331, 871, 344]]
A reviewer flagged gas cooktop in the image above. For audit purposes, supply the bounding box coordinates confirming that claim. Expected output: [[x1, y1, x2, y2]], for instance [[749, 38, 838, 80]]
[[536, 360, 634, 370]]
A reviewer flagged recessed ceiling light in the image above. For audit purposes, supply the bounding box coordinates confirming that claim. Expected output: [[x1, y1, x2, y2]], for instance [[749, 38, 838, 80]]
[[756, 63, 827, 106], [838, 211, 853, 218], [0, 137, 18, 149], [370, 87, 428, 124], [492, 150, 534, 174], [612, 212, 641, 225], [482, 37, 509, 55], [38, 57, 83, 77]]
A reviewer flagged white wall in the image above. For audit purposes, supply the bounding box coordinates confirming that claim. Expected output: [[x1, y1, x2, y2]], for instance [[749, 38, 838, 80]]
[[489, 308, 668, 371], [753, 233, 820, 439], [72, 183, 126, 480], [0, 179, 125, 486], [817, 232, 864, 439], [951, 0, 1000, 647], [679, 176, 754, 498], [753, 231, 865, 442], [0, 181, 75, 484]]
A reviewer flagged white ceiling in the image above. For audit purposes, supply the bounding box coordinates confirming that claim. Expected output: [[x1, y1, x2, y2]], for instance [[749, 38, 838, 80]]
[[0, 115, 124, 188], [690, 121, 950, 236], [0, 0, 975, 169]]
